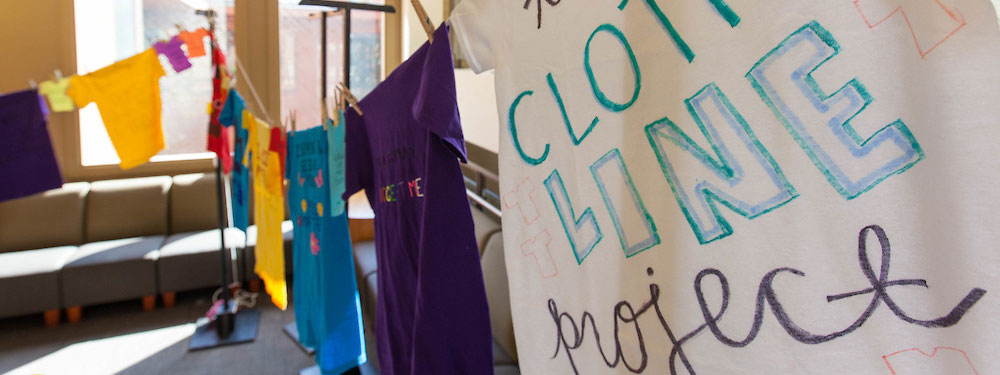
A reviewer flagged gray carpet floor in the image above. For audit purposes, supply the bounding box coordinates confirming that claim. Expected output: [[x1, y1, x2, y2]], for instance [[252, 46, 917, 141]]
[[0, 289, 376, 375]]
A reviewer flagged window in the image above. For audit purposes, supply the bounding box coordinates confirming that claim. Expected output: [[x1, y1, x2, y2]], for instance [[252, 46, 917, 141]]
[[74, 0, 235, 167], [279, 0, 383, 129]]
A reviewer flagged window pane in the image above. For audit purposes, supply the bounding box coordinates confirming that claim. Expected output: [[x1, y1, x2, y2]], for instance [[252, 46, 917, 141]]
[[280, 1, 382, 129], [74, 0, 234, 167]]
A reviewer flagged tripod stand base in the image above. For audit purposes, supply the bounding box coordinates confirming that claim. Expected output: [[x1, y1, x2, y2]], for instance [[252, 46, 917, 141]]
[[188, 308, 260, 351]]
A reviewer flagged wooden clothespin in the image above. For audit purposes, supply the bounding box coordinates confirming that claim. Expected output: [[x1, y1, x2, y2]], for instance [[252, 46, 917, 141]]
[[410, 0, 436, 44], [290, 110, 298, 137], [321, 96, 329, 131], [28, 80, 38, 90], [175, 24, 185, 33], [332, 90, 342, 127], [338, 83, 363, 116], [54, 69, 63, 81]]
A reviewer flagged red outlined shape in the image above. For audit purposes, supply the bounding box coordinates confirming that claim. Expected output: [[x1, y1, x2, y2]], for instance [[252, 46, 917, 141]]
[[882, 347, 980, 375], [503, 177, 542, 225], [854, 0, 966, 59], [521, 229, 558, 279]]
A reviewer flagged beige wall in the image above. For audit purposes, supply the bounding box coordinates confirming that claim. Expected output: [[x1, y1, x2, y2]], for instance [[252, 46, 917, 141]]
[[399, 0, 500, 153]]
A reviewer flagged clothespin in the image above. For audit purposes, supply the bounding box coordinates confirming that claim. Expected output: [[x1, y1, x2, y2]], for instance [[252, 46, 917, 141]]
[[290, 110, 297, 136], [54, 69, 63, 81], [337, 83, 363, 116], [410, 0, 436, 44], [28, 80, 38, 90], [321, 96, 329, 131], [175, 24, 185, 33]]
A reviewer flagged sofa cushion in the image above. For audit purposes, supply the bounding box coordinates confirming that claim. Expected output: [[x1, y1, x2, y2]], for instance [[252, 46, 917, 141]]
[[481, 232, 517, 363], [85, 177, 171, 243], [61, 236, 162, 307], [471, 207, 501, 255], [158, 228, 245, 293], [0, 183, 89, 253], [170, 173, 222, 234], [0, 246, 76, 318]]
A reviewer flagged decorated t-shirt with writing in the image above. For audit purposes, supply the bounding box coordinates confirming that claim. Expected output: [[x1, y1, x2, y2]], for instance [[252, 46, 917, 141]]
[[343, 24, 493, 375], [451, 0, 1000, 373]]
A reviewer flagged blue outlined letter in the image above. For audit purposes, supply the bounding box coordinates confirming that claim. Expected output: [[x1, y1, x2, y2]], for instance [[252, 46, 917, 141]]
[[590, 149, 659, 257], [545, 169, 603, 264], [645, 83, 798, 244], [746, 21, 924, 199], [508, 90, 551, 165], [584, 24, 642, 113]]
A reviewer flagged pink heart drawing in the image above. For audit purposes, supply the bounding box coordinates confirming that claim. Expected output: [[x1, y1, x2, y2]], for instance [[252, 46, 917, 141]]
[[315, 169, 324, 188], [310, 232, 320, 255]]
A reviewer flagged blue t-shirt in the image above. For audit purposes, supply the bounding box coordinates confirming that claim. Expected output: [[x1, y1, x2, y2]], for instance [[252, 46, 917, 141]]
[[289, 125, 366, 374], [218, 89, 250, 232]]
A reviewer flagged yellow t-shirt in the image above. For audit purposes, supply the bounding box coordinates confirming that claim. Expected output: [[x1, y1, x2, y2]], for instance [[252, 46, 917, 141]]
[[247, 111, 288, 310], [38, 78, 75, 112], [67, 49, 166, 170]]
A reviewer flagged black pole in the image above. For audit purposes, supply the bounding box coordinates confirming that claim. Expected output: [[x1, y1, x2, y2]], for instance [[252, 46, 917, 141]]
[[321, 11, 328, 101], [206, 10, 235, 339], [343, 7, 351, 89]]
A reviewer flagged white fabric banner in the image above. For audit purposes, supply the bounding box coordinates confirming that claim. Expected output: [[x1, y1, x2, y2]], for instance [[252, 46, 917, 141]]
[[451, 0, 1000, 373]]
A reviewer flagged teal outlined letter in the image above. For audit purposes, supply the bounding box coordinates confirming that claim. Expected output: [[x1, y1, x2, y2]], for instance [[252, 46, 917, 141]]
[[590, 149, 659, 257], [645, 83, 797, 244], [545, 169, 603, 264], [746, 21, 924, 199]]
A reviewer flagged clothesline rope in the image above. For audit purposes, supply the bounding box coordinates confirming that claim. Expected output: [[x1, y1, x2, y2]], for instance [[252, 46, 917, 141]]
[[232, 54, 274, 125]]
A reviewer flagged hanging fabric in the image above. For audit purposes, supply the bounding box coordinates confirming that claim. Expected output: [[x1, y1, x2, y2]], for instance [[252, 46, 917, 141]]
[[289, 124, 367, 374], [206, 32, 233, 174], [153, 36, 192, 73], [67, 49, 166, 170], [219, 89, 250, 232], [342, 23, 493, 375], [178, 27, 210, 58], [37, 78, 74, 112], [327, 112, 347, 217], [247, 110, 287, 310], [449, 0, 1000, 373], [0, 89, 63, 202]]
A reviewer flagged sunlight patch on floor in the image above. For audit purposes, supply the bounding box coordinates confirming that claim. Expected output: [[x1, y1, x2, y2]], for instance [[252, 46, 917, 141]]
[[3, 323, 195, 375]]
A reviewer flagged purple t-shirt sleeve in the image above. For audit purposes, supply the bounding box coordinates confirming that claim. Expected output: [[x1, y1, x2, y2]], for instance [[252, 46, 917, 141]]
[[342, 109, 374, 201], [411, 23, 468, 164]]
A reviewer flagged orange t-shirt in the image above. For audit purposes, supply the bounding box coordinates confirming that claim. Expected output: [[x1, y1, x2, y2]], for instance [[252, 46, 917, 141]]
[[178, 28, 210, 58], [67, 49, 166, 170]]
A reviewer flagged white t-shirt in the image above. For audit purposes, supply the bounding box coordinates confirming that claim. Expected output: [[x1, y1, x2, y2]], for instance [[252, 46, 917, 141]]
[[452, 0, 1000, 373]]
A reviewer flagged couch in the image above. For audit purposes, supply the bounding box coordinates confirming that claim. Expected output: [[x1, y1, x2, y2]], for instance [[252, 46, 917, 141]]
[[0, 173, 291, 325]]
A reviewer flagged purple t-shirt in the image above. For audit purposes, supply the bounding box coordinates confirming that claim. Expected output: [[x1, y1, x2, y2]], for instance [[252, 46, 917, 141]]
[[343, 24, 493, 375], [0, 89, 63, 202], [154, 36, 192, 73]]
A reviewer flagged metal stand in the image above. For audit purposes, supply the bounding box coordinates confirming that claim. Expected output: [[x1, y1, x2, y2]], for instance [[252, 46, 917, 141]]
[[187, 8, 260, 351], [285, 2, 396, 373]]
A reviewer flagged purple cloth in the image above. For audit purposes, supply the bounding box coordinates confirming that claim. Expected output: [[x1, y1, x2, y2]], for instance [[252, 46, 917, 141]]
[[0, 89, 63, 202], [154, 36, 192, 73], [343, 24, 493, 375]]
